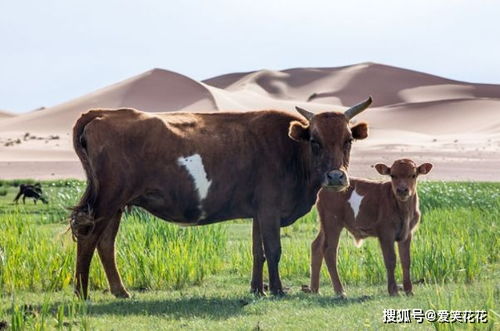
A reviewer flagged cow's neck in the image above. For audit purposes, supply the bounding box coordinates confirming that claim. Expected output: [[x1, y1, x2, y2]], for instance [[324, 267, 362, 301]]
[[290, 148, 323, 217], [301, 155, 325, 203]]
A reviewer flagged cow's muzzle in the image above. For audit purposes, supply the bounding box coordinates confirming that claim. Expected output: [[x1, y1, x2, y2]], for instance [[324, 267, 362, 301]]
[[323, 170, 349, 191]]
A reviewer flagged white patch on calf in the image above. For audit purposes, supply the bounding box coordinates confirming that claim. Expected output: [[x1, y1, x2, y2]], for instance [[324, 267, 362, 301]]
[[348, 189, 364, 219], [354, 238, 364, 248], [177, 154, 212, 218]]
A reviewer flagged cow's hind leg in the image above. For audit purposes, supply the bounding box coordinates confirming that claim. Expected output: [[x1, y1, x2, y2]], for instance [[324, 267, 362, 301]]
[[97, 211, 130, 298], [73, 205, 120, 299], [75, 221, 107, 299], [250, 218, 266, 296]]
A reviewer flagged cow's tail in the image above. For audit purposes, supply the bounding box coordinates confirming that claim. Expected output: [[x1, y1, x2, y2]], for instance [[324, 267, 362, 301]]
[[70, 110, 105, 240]]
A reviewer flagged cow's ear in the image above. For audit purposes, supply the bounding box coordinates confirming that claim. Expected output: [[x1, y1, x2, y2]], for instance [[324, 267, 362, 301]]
[[375, 163, 391, 175], [289, 121, 310, 141], [417, 163, 433, 175], [351, 122, 368, 140]]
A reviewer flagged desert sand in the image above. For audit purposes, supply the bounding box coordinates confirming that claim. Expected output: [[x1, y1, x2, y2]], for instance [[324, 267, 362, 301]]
[[0, 110, 14, 119], [0, 62, 499, 181]]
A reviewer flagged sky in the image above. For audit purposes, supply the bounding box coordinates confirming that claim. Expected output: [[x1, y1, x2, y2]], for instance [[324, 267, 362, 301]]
[[0, 0, 499, 113]]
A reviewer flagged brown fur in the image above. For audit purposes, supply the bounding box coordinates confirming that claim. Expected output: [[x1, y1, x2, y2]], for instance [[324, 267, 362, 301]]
[[70, 106, 370, 299], [308, 159, 432, 296]]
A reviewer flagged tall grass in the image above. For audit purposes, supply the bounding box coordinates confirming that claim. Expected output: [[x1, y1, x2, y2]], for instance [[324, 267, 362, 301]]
[[0, 209, 227, 294], [227, 182, 500, 286], [0, 180, 498, 295]]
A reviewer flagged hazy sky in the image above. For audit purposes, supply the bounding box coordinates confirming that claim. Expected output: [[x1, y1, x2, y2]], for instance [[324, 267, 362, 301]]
[[1, 0, 498, 113]]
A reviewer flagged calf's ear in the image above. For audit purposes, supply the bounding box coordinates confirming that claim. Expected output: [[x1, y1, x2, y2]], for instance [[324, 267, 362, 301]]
[[375, 163, 391, 175], [351, 122, 368, 140], [417, 163, 433, 175], [288, 121, 310, 141]]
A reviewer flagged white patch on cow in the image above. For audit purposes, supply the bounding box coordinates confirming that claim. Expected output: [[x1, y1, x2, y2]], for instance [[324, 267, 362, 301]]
[[348, 189, 364, 219], [177, 154, 212, 218]]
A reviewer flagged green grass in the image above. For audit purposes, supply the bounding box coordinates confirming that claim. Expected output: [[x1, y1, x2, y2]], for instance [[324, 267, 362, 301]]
[[0, 180, 498, 330]]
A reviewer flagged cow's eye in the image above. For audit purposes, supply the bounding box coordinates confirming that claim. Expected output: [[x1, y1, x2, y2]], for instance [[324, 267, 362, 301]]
[[310, 139, 321, 153], [390, 175, 395, 179], [412, 174, 417, 179]]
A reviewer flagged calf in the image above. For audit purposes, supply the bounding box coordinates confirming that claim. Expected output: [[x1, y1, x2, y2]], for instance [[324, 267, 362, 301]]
[[309, 159, 432, 296], [13, 183, 48, 204]]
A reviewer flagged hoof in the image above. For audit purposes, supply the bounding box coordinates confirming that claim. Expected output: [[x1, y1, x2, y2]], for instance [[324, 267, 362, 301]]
[[405, 291, 414, 296], [301, 285, 312, 293], [271, 289, 286, 297], [337, 292, 347, 300], [112, 289, 131, 299], [250, 288, 266, 297], [74, 289, 89, 301]]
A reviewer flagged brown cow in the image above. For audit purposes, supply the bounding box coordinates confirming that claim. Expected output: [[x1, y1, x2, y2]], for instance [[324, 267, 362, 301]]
[[308, 159, 432, 296], [70, 97, 372, 299]]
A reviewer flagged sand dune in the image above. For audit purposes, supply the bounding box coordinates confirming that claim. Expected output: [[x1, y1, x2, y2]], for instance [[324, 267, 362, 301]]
[[0, 110, 15, 119], [1, 62, 499, 180], [204, 62, 500, 107], [0, 68, 217, 134]]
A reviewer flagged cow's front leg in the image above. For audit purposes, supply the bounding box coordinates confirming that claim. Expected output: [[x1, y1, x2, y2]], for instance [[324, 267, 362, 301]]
[[258, 212, 284, 296], [250, 218, 266, 295], [398, 233, 413, 295]]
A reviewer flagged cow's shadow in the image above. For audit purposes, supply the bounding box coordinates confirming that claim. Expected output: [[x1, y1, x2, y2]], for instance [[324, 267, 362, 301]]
[[85, 292, 375, 318], [14, 292, 375, 320], [86, 295, 250, 319]]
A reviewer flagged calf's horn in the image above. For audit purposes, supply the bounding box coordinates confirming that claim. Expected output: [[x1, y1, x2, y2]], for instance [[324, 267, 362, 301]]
[[344, 96, 373, 120], [295, 106, 314, 121]]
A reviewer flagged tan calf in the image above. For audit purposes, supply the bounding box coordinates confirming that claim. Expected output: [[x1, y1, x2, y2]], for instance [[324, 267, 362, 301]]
[[309, 159, 432, 296]]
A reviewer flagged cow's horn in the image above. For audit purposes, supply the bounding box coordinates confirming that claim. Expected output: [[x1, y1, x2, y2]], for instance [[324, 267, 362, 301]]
[[295, 106, 314, 121], [344, 96, 373, 120]]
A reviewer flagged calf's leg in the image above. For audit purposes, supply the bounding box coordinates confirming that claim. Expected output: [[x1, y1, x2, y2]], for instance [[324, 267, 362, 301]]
[[250, 218, 266, 295], [309, 230, 324, 293], [398, 234, 413, 295], [379, 234, 398, 296], [323, 225, 345, 297], [97, 212, 130, 298]]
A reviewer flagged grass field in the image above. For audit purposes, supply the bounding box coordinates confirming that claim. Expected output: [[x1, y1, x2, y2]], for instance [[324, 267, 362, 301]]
[[0, 180, 498, 330]]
